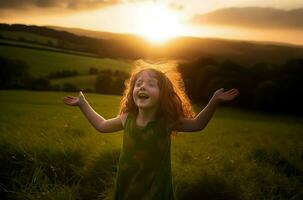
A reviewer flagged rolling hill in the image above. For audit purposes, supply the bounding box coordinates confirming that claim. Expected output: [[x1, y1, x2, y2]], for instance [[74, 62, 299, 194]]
[[1, 23, 303, 66]]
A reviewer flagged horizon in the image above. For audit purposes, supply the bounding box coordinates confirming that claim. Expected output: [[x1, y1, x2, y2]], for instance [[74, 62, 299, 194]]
[[3, 23, 301, 48], [1, 0, 303, 45]]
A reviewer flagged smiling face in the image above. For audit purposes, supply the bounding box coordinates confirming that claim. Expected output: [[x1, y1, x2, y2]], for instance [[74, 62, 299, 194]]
[[133, 70, 160, 110]]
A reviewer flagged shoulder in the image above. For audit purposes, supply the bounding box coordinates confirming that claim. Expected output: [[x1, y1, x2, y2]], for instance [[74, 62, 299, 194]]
[[119, 113, 129, 128]]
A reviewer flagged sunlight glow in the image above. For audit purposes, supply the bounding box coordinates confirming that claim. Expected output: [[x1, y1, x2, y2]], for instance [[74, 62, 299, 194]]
[[133, 3, 185, 44]]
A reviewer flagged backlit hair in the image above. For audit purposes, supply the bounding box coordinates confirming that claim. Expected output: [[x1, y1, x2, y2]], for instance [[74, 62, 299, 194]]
[[119, 59, 195, 132]]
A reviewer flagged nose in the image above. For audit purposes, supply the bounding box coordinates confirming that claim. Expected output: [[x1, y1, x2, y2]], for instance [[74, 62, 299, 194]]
[[138, 82, 146, 90]]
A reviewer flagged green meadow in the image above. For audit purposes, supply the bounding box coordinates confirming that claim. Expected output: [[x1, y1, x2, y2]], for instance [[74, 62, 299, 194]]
[[51, 75, 98, 91], [0, 38, 97, 57], [0, 44, 132, 78], [1, 90, 302, 200], [0, 30, 58, 45]]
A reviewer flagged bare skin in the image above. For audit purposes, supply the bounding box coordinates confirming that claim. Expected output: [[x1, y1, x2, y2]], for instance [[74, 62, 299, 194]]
[[63, 91, 124, 133], [132, 70, 160, 127], [64, 88, 239, 133], [175, 88, 239, 131]]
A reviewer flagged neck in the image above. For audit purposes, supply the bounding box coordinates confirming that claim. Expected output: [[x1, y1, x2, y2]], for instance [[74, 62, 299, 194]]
[[136, 107, 158, 126]]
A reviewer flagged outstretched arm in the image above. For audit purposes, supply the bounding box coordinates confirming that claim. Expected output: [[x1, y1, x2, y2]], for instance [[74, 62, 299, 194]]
[[174, 88, 239, 132], [63, 91, 124, 133]]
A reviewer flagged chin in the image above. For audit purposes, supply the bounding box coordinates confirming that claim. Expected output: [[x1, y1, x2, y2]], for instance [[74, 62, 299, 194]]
[[137, 104, 151, 109], [136, 102, 153, 109]]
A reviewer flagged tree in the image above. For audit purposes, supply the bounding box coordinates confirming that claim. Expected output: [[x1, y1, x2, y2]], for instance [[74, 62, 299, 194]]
[[0, 57, 32, 89], [95, 74, 113, 94], [62, 83, 78, 92], [112, 78, 125, 95], [30, 78, 50, 91], [88, 67, 99, 75], [253, 80, 278, 111]]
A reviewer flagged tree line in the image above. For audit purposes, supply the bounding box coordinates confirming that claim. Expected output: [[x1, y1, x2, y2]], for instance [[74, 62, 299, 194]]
[[0, 56, 128, 94], [179, 57, 303, 114], [1, 55, 303, 114]]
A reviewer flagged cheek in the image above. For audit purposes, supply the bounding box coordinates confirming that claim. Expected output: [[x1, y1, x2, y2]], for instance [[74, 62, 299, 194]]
[[152, 88, 160, 100], [132, 90, 137, 101], [132, 88, 138, 100]]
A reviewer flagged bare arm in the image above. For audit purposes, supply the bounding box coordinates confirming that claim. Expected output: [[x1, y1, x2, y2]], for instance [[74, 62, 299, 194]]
[[63, 91, 124, 133], [175, 88, 239, 132]]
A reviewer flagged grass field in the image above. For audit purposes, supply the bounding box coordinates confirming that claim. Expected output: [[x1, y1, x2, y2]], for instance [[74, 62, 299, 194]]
[[0, 30, 58, 46], [0, 38, 98, 57], [0, 44, 132, 78], [0, 90, 302, 200], [50, 74, 98, 91]]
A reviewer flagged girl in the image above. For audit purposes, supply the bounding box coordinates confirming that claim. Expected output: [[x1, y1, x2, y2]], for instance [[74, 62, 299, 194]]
[[63, 62, 239, 200]]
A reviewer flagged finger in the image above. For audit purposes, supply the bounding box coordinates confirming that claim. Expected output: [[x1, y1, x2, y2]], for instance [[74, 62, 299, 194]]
[[227, 88, 237, 93], [233, 91, 240, 95], [63, 97, 73, 101], [231, 89, 239, 94], [224, 90, 235, 95], [232, 88, 239, 93], [227, 89, 239, 94], [228, 92, 238, 97], [64, 97, 75, 102], [228, 90, 238, 95], [216, 88, 224, 93], [63, 99, 72, 103], [232, 89, 240, 95], [63, 100, 71, 105], [63, 96, 71, 99], [229, 91, 239, 97], [64, 101, 75, 106]]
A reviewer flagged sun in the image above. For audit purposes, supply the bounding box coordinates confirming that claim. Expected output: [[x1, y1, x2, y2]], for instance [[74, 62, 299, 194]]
[[133, 4, 184, 44]]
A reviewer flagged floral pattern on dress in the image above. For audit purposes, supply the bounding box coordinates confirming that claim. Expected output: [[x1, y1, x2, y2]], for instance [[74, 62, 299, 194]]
[[114, 113, 175, 200]]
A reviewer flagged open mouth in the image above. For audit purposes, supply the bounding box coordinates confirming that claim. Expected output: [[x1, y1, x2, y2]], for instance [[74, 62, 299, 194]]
[[138, 93, 149, 100]]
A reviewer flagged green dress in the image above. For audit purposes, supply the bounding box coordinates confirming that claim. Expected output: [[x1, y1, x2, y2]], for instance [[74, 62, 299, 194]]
[[114, 113, 175, 200]]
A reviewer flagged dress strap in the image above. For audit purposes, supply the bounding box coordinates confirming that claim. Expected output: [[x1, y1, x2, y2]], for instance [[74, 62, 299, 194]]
[[124, 112, 134, 130]]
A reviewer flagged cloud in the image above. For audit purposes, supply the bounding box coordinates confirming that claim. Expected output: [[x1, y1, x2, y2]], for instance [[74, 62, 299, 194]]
[[123, 0, 184, 11], [0, 0, 121, 11], [190, 7, 303, 30], [0, 0, 184, 13], [168, 2, 184, 11]]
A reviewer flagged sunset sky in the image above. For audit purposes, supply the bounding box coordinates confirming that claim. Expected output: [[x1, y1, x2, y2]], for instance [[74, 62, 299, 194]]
[[1, 0, 303, 45]]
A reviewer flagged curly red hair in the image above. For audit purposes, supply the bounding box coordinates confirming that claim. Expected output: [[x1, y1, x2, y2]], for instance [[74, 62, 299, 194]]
[[119, 60, 195, 131]]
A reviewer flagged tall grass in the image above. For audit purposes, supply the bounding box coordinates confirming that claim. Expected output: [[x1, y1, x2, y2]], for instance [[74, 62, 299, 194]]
[[0, 90, 302, 199]]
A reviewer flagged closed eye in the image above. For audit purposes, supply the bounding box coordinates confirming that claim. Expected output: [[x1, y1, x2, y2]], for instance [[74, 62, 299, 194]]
[[148, 80, 157, 87], [135, 81, 142, 87]]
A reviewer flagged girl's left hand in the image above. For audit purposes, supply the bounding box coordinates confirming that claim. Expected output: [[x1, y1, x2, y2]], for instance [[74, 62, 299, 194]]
[[212, 88, 239, 103]]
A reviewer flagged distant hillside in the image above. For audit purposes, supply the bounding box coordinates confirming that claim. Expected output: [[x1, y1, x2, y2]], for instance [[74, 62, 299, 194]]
[[163, 37, 303, 66], [1, 23, 303, 66], [46, 25, 137, 40]]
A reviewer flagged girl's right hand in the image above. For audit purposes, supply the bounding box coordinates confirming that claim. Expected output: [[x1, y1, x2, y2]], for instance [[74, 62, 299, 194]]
[[63, 91, 86, 106]]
